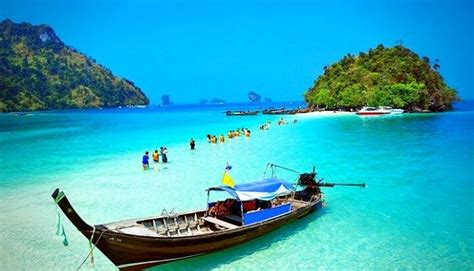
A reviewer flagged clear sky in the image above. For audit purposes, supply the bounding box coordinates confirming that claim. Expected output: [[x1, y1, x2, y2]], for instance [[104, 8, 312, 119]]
[[1, 0, 473, 104]]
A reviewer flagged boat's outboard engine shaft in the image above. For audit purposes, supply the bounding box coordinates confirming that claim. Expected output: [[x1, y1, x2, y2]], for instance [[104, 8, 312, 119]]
[[298, 173, 321, 195], [298, 173, 317, 186]]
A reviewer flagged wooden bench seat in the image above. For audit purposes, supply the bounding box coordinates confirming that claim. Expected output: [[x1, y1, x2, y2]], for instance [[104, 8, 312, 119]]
[[203, 216, 239, 229], [222, 214, 242, 225]]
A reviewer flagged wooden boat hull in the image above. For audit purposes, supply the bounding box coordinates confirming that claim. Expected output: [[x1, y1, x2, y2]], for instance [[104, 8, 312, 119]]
[[52, 189, 322, 270], [100, 203, 320, 270]]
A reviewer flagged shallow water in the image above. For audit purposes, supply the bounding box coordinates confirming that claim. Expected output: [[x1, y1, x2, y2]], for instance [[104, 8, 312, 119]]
[[0, 102, 473, 270]]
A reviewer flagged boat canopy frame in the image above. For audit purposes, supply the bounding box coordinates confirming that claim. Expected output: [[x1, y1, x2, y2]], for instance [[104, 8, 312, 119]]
[[204, 163, 315, 220], [206, 178, 295, 202], [205, 178, 297, 225]]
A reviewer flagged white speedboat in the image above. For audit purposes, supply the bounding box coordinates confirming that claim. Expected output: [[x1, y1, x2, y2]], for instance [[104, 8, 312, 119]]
[[390, 108, 405, 114], [356, 106, 392, 115], [356, 106, 404, 116]]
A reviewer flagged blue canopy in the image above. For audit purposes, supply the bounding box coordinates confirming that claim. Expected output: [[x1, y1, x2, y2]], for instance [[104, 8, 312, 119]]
[[208, 178, 294, 201]]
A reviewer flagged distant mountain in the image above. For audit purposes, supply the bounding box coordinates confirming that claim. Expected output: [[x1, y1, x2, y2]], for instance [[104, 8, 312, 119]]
[[248, 91, 261, 103], [305, 44, 458, 112], [0, 19, 149, 112]]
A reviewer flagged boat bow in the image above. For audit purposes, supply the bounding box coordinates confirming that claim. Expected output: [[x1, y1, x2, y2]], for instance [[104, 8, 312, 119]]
[[52, 188, 94, 234]]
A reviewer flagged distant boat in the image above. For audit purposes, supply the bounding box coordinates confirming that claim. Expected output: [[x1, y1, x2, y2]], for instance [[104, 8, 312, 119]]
[[51, 164, 365, 270], [356, 106, 404, 116], [226, 110, 259, 116], [262, 108, 297, 115]]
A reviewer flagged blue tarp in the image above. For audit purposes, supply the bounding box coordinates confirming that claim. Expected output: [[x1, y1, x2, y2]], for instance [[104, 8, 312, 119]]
[[208, 178, 294, 201], [243, 203, 292, 224]]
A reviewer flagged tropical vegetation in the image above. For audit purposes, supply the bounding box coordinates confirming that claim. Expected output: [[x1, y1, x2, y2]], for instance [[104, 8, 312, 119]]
[[304, 44, 458, 111], [0, 19, 149, 112]]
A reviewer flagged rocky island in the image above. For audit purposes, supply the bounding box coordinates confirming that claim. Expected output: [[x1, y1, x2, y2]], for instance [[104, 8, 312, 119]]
[[0, 19, 149, 112], [248, 91, 261, 103], [160, 95, 172, 106], [304, 44, 459, 112]]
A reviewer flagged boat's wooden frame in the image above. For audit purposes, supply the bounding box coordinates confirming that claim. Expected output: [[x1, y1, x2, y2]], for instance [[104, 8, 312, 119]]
[[52, 189, 322, 270]]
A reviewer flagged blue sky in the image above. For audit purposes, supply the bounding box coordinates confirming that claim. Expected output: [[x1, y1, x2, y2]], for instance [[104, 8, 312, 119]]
[[1, 0, 473, 104]]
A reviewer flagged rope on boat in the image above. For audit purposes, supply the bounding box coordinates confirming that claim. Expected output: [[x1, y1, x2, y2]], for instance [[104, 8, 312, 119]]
[[76, 226, 107, 271], [53, 192, 68, 246], [89, 226, 96, 266], [162, 208, 179, 219], [54, 191, 65, 204]]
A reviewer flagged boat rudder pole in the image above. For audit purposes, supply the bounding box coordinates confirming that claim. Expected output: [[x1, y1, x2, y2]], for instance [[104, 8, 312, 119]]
[[318, 183, 366, 188]]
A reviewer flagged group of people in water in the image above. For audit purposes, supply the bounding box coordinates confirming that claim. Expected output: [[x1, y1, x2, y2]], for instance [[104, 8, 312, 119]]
[[259, 118, 295, 130], [259, 120, 272, 130], [142, 147, 169, 169], [141, 118, 296, 169], [207, 134, 224, 143], [206, 128, 251, 144], [229, 128, 251, 138], [271, 117, 297, 126], [278, 118, 290, 125]]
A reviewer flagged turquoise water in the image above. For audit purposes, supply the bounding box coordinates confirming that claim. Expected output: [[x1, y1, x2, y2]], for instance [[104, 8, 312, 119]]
[[0, 102, 473, 270]]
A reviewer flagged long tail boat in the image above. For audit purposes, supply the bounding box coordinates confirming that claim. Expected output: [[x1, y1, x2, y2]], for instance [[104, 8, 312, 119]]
[[225, 110, 259, 116], [52, 164, 365, 270], [262, 108, 298, 115]]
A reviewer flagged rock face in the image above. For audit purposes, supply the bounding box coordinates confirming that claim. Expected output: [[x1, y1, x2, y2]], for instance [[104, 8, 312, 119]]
[[0, 19, 149, 112], [304, 44, 459, 112], [248, 91, 261, 103]]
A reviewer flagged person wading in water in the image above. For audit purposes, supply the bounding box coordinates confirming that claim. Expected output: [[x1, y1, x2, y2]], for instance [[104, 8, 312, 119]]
[[142, 151, 150, 170], [161, 147, 168, 163], [153, 150, 159, 163]]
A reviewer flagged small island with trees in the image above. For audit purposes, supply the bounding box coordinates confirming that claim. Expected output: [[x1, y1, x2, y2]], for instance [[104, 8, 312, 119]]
[[304, 44, 459, 112]]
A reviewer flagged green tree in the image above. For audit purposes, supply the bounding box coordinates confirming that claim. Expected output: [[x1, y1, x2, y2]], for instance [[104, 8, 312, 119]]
[[0, 19, 149, 112], [305, 44, 458, 111]]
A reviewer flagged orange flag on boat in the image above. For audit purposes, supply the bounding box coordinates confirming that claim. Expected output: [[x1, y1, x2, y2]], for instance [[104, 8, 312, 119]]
[[222, 164, 235, 188]]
